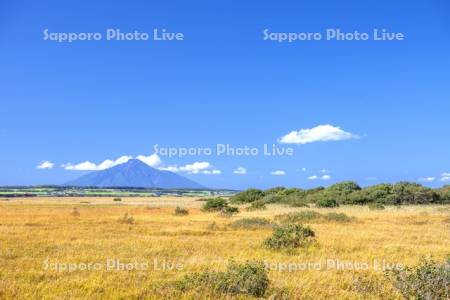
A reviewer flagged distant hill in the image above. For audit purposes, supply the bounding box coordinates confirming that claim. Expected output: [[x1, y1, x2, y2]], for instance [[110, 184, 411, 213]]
[[64, 159, 204, 189]]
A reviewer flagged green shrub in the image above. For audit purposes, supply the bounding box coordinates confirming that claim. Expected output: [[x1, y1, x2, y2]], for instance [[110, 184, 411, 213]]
[[368, 203, 385, 210], [259, 194, 283, 204], [118, 212, 134, 224], [274, 211, 322, 223], [174, 206, 189, 216], [113, 197, 122, 202], [175, 260, 269, 297], [231, 189, 265, 203], [280, 194, 309, 207], [229, 218, 273, 230], [246, 200, 267, 211], [387, 257, 450, 300], [220, 206, 239, 217], [202, 198, 228, 212], [316, 198, 339, 208], [324, 212, 353, 222], [263, 223, 315, 249]]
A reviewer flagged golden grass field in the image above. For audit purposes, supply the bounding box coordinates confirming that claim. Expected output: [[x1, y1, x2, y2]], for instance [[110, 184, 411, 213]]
[[1, 197, 449, 299]]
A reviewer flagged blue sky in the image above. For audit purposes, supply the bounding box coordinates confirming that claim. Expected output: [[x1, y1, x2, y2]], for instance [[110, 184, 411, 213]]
[[1, 0, 449, 189]]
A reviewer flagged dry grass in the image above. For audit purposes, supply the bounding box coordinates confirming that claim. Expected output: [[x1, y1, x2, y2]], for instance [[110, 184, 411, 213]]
[[0, 197, 449, 299]]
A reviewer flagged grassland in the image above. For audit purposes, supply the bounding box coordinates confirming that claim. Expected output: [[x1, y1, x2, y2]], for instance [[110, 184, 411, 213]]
[[0, 197, 449, 299]]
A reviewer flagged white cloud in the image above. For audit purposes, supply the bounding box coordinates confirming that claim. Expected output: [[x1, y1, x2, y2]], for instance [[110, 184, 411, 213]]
[[418, 177, 436, 182], [62, 154, 221, 175], [37, 161, 54, 169], [302, 168, 307, 172], [271, 170, 286, 176], [320, 169, 329, 173], [161, 161, 221, 175], [279, 125, 359, 144], [136, 154, 161, 167], [308, 174, 331, 180], [63, 155, 133, 171], [233, 167, 247, 175], [203, 169, 221, 175], [440, 173, 450, 182]]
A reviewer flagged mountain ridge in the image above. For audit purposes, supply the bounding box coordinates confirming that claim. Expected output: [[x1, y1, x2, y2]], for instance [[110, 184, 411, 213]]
[[64, 159, 204, 189]]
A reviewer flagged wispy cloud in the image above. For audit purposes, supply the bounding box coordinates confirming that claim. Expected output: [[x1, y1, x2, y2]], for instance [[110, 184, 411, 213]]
[[37, 161, 54, 169], [440, 173, 450, 182], [279, 124, 359, 144], [418, 177, 436, 182], [161, 161, 221, 175], [233, 167, 247, 175], [271, 170, 286, 176], [308, 174, 331, 180]]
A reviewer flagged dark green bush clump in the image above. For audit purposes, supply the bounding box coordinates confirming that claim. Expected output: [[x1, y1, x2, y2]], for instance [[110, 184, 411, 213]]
[[220, 206, 239, 217], [174, 206, 189, 216], [202, 198, 228, 212], [231, 189, 265, 203], [316, 198, 339, 208], [263, 223, 315, 249], [387, 257, 450, 300], [175, 260, 269, 297], [230, 181, 447, 208], [229, 218, 273, 230], [113, 197, 122, 202], [246, 200, 267, 211]]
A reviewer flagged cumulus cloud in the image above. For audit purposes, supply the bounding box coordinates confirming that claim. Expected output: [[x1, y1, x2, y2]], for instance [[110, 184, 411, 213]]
[[418, 177, 436, 182], [62, 155, 133, 171], [37, 161, 54, 169], [308, 174, 331, 180], [62, 154, 221, 175], [279, 125, 359, 144], [271, 170, 286, 176], [136, 154, 162, 167], [161, 161, 221, 175], [233, 167, 247, 175]]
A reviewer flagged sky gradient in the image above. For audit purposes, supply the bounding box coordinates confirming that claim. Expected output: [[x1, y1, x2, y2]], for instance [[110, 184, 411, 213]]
[[1, 0, 449, 189]]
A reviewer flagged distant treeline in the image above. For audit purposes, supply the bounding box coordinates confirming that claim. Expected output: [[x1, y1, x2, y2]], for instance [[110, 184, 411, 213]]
[[231, 182, 450, 207]]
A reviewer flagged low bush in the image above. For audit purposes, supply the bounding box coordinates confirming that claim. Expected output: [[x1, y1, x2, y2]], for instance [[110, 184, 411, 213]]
[[324, 212, 353, 222], [174, 207, 189, 216], [231, 189, 265, 204], [263, 223, 315, 249], [118, 212, 134, 224], [316, 198, 339, 208], [113, 198, 122, 202], [246, 200, 267, 211], [229, 218, 273, 230], [175, 260, 269, 297], [202, 198, 228, 212], [220, 206, 239, 217], [280, 194, 309, 207], [387, 257, 450, 300], [274, 211, 322, 223]]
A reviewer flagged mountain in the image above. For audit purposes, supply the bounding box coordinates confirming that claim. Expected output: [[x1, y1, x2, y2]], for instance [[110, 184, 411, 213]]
[[64, 159, 204, 189]]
